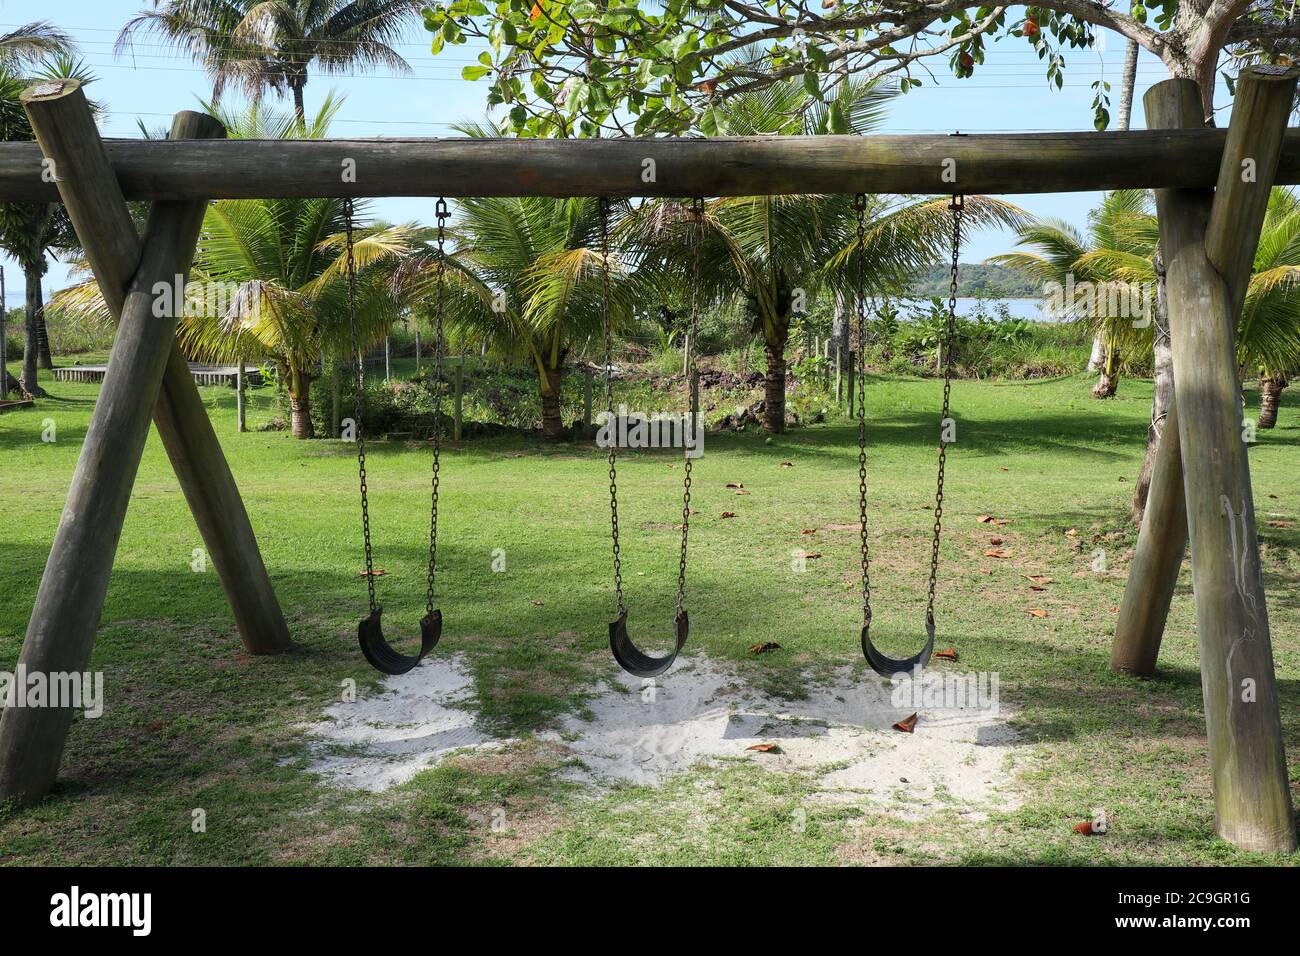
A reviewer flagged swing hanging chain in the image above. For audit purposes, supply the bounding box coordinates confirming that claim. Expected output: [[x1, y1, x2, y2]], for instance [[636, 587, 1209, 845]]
[[853, 194, 872, 626], [675, 197, 704, 615], [927, 193, 964, 622], [426, 198, 449, 618], [344, 197, 378, 614], [600, 198, 624, 615]]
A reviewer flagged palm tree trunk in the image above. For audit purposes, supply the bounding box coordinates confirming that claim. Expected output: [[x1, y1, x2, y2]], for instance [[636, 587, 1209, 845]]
[[288, 365, 314, 439], [540, 363, 565, 440], [1117, 40, 1139, 131], [1086, 333, 1106, 372], [1259, 373, 1287, 429], [1091, 341, 1120, 398], [36, 313, 53, 370], [1132, 250, 1171, 522], [20, 262, 46, 397], [291, 77, 307, 129], [763, 331, 788, 433]]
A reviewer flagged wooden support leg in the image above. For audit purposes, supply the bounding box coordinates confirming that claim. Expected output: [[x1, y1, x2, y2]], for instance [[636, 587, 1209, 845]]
[[1112, 69, 1294, 682], [0, 108, 221, 805], [1146, 70, 1297, 852], [19, 79, 290, 658]]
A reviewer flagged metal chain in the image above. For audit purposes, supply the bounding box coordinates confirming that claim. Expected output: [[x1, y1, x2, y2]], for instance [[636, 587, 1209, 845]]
[[926, 194, 964, 621], [344, 197, 378, 613], [426, 199, 449, 617], [853, 195, 872, 626], [600, 198, 624, 614], [675, 198, 704, 614]]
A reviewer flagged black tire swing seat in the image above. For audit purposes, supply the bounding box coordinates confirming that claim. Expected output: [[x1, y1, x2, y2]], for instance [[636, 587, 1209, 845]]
[[601, 198, 703, 679], [852, 193, 964, 678], [346, 197, 451, 676]]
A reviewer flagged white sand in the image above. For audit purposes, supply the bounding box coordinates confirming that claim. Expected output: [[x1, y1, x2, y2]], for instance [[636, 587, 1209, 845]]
[[304, 652, 1023, 818]]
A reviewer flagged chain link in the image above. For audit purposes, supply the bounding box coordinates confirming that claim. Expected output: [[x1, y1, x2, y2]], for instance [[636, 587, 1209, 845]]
[[855, 193, 962, 628], [426, 198, 449, 617], [600, 198, 624, 614], [675, 198, 704, 614], [344, 197, 378, 613], [927, 194, 963, 621], [853, 194, 872, 626]]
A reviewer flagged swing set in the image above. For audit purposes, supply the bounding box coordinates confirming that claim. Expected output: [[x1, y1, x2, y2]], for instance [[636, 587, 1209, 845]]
[[341, 191, 962, 680], [2, 67, 1298, 855]]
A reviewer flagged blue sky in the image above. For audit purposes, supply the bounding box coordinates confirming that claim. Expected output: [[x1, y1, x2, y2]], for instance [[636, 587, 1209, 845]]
[[4, 1, 1217, 306]]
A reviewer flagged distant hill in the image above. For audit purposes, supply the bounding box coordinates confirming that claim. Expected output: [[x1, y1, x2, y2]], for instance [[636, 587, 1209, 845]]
[[907, 262, 1040, 299]]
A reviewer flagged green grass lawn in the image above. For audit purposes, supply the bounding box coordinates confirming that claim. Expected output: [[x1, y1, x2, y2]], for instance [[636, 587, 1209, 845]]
[[1, 360, 1298, 865]]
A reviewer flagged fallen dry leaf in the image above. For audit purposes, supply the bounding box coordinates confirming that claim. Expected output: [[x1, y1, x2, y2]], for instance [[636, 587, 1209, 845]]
[[780, 461, 794, 468], [1065, 528, 1080, 537], [735, 489, 752, 495], [1073, 821, 1102, 836], [801, 529, 816, 535], [988, 536, 1004, 546], [798, 551, 822, 560], [1024, 574, 1053, 585], [749, 641, 781, 654], [747, 743, 782, 753], [1026, 608, 1049, 618], [892, 713, 919, 734], [1030, 585, 1046, 592], [725, 481, 744, 489], [933, 647, 959, 662], [358, 569, 387, 577], [694, 78, 719, 94], [721, 511, 736, 518], [530, 600, 544, 606], [984, 548, 1010, 559], [1267, 520, 1295, 529]]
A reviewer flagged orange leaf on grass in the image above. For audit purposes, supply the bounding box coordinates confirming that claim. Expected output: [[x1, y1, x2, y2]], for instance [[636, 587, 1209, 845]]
[[747, 743, 782, 753], [358, 569, 387, 577], [984, 548, 1010, 559], [798, 551, 822, 560], [1026, 608, 1049, 618], [933, 647, 958, 662], [749, 642, 781, 654], [1024, 575, 1053, 585], [721, 511, 736, 518], [1267, 520, 1295, 529], [735, 489, 752, 495], [892, 713, 919, 733], [801, 529, 816, 535], [1073, 821, 1102, 835]]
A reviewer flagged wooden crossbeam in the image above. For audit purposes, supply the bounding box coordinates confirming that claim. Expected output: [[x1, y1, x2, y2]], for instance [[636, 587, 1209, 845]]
[[1, 125, 1300, 200]]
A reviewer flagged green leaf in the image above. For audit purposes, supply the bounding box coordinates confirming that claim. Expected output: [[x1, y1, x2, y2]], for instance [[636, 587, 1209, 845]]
[[462, 65, 492, 80]]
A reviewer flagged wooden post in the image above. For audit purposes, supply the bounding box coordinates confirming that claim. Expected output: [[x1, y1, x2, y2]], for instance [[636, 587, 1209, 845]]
[[453, 360, 464, 442], [15, 80, 289, 659], [1113, 70, 1295, 685], [236, 365, 246, 433], [1138, 71, 1296, 853], [0, 104, 226, 806], [1110, 81, 1203, 676]]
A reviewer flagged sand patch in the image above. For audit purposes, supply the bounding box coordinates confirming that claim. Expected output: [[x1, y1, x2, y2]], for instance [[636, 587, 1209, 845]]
[[304, 653, 1022, 818]]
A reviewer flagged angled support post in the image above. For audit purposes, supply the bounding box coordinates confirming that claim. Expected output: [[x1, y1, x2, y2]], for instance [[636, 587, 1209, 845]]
[[1111, 68, 1296, 684], [19, 79, 290, 658], [1122, 69, 1297, 852]]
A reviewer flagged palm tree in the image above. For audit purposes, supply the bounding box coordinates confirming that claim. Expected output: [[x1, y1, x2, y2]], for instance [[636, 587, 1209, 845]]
[[626, 76, 1024, 432], [0, 50, 86, 395], [393, 192, 645, 441], [990, 189, 1158, 399], [117, 0, 424, 125], [55, 98, 416, 437]]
